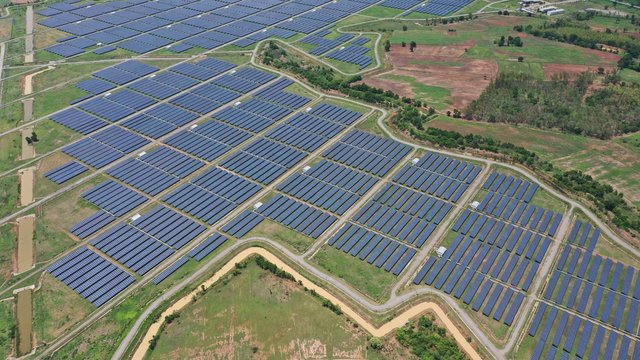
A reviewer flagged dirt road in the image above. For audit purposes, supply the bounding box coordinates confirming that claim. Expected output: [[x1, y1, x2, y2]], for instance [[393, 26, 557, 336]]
[[131, 247, 482, 360], [23, 66, 54, 96], [18, 167, 35, 206], [24, 5, 33, 63], [16, 215, 35, 274]]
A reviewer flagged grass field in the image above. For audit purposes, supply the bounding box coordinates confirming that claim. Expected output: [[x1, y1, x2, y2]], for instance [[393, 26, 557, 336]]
[[0, 222, 16, 282], [245, 219, 316, 254], [0, 300, 15, 359], [33, 274, 94, 343], [356, 110, 387, 137], [311, 245, 398, 301], [359, 5, 405, 18], [381, 74, 452, 110], [147, 259, 383, 359]]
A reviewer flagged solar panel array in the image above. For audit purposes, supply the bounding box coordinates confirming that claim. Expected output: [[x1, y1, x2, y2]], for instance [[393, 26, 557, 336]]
[[256, 194, 338, 238], [277, 159, 378, 215], [412, 171, 563, 326], [380, 0, 422, 10], [409, 0, 473, 15], [39, 0, 383, 59], [325, 45, 372, 69], [353, 183, 452, 247], [47, 246, 135, 307], [413, 234, 527, 327], [44, 161, 88, 184], [47, 68, 390, 307], [567, 219, 600, 251], [539, 229, 640, 344], [528, 302, 640, 359], [393, 151, 481, 203], [323, 129, 412, 177], [299, 32, 355, 55], [328, 222, 417, 275]]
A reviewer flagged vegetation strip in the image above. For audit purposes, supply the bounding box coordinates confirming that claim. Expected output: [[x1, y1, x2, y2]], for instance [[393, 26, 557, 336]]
[[131, 247, 482, 360]]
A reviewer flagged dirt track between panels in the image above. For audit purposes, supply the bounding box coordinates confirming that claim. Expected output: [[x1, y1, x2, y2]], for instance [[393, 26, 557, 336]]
[[131, 247, 483, 360], [19, 167, 35, 207], [16, 214, 35, 274]]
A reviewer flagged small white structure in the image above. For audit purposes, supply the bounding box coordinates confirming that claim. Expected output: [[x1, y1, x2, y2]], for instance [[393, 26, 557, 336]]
[[131, 214, 141, 221], [547, 9, 565, 15], [471, 201, 480, 210], [254, 202, 263, 209], [436, 246, 447, 258], [190, 124, 198, 129], [138, 151, 147, 157], [539, 5, 557, 12], [303, 165, 311, 173], [411, 158, 420, 165], [234, 101, 241, 106]]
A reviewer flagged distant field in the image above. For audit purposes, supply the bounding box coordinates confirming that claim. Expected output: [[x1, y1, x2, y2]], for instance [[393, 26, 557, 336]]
[[147, 260, 385, 359], [357, 15, 619, 111]]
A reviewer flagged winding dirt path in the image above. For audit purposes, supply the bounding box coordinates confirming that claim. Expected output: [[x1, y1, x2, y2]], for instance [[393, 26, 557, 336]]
[[22, 66, 54, 96], [131, 247, 482, 360]]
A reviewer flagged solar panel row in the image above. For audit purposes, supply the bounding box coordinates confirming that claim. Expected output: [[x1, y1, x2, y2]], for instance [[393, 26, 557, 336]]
[[47, 246, 135, 306], [256, 193, 337, 238], [529, 302, 640, 360], [328, 222, 417, 275]]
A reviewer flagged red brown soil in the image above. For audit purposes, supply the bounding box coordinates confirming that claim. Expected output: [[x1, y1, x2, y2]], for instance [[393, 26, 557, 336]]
[[362, 43, 498, 110], [542, 63, 617, 80]]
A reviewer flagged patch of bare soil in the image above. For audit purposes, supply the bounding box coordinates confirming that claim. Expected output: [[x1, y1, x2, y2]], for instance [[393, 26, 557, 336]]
[[542, 63, 616, 80], [363, 44, 498, 110]]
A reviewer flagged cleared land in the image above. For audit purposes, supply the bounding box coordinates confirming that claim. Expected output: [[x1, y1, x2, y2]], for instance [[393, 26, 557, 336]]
[[15, 215, 34, 274], [146, 260, 379, 360], [357, 15, 619, 111]]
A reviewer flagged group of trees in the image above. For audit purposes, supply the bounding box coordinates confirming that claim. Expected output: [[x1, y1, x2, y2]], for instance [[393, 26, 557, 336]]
[[496, 35, 523, 47], [514, 19, 640, 71], [395, 316, 467, 360], [465, 72, 640, 139]]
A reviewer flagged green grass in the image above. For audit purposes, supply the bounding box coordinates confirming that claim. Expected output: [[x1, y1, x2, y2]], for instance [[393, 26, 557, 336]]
[[425, 115, 590, 160], [311, 245, 398, 301], [245, 219, 316, 254], [0, 175, 19, 220], [529, 188, 568, 214], [356, 111, 387, 137], [498, 60, 545, 78], [33, 120, 81, 156], [0, 222, 16, 282], [0, 102, 23, 131], [359, 5, 406, 18], [147, 260, 380, 359], [32, 84, 86, 119], [33, 275, 95, 343], [381, 74, 452, 110], [0, 131, 23, 172], [0, 300, 15, 359], [620, 68, 640, 85]]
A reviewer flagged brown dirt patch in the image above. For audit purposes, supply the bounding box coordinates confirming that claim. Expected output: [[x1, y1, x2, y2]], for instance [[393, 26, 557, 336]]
[[542, 63, 616, 80], [362, 45, 497, 110], [16, 215, 35, 274], [18, 167, 35, 206]]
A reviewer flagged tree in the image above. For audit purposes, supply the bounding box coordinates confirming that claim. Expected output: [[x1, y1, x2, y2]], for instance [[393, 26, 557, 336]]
[[401, 41, 406, 47], [513, 36, 523, 47], [518, 56, 524, 62], [384, 40, 391, 52], [30, 132, 38, 142], [498, 35, 506, 47], [402, 25, 408, 31], [409, 41, 417, 52], [25, 137, 32, 145]]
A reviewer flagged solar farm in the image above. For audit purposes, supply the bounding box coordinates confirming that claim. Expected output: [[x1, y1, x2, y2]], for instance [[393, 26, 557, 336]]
[[2, 0, 640, 358]]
